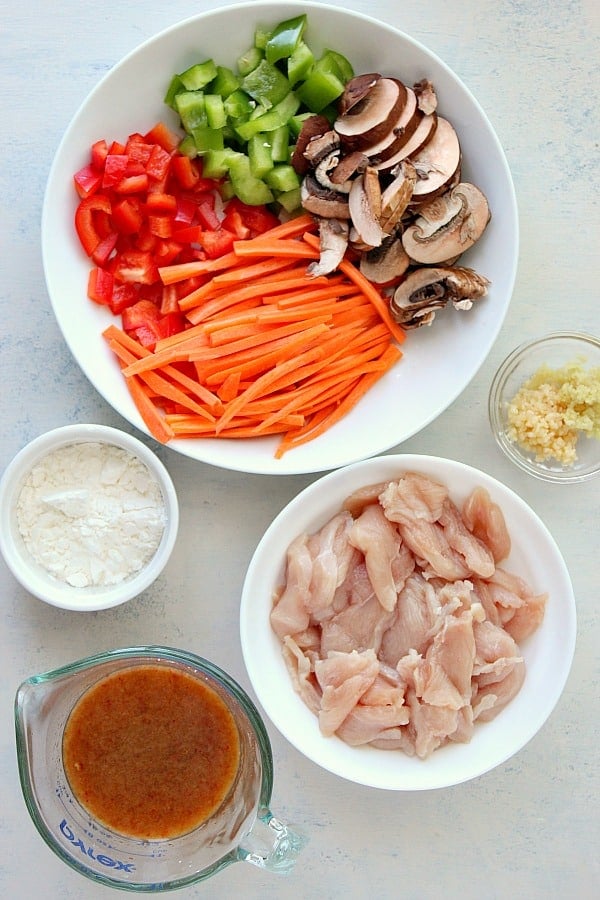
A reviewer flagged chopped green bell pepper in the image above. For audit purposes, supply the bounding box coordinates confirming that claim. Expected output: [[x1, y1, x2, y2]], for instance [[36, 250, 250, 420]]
[[242, 59, 291, 109], [228, 154, 274, 205], [179, 59, 218, 91], [264, 14, 307, 65]]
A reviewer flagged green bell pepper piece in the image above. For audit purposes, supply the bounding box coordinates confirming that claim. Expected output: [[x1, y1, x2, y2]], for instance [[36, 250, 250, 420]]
[[248, 135, 274, 179], [234, 92, 300, 141], [296, 68, 345, 113], [179, 59, 218, 91], [228, 154, 274, 205], [264, 164, 300, 193], [204, 94, 227, 130], [264, 14, 307, 65], [276, 187, 301, 213], [201, 148, 242, 179], [287, 41, 315, 87], [174, 91, 208, 131], [269, 125, 290, 162], [253, 25, 272, 51], [318, 49, 354, 84], [237, 46, 263, 76], [242, 59, 291, 109], [224, 89, 255, 119], [191, 125, 224, 153], [164, 74, 185, 109], [209, 65, 240, 98]]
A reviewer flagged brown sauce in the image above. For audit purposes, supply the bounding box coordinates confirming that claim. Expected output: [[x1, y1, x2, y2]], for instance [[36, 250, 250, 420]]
[[62, 664, 240, 840]]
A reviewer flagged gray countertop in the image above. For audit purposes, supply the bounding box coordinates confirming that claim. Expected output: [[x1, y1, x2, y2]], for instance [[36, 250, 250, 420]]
[[1, 1, 598, 897]]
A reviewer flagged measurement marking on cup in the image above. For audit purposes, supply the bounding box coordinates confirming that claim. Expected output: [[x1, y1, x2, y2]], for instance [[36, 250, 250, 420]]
[[59, 820, 135, 872]]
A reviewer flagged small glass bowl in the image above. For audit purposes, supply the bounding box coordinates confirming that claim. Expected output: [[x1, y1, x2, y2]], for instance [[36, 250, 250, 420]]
[[0, 424, 179, 610], [489, 332, 600, 483]]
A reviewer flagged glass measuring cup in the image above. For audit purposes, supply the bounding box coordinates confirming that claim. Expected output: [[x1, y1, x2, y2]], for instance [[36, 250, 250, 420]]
[[14, 646, 306, 891]]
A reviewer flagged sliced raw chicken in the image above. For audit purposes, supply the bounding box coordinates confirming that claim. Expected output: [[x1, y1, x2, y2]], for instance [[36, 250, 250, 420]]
[[379, 471, 448, 523], [282, 636, 322, 715], [348, 503, 401, 611], [380, 573, 439, 665], [438, 498, 496, 578], [413, 610, 476, 710], [462, 486, 511, 563], [306, 511, 357, 618], [315, 649, 379, 736], [320, 592, 395, 656], [270, 534, 312, 639]]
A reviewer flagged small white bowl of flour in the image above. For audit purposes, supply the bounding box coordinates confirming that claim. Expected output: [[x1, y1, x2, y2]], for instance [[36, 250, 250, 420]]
[[0, 424, 178, 610]]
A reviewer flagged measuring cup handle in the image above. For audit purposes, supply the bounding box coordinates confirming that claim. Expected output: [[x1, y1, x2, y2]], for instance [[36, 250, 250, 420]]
[[236, 807, 308, 875]]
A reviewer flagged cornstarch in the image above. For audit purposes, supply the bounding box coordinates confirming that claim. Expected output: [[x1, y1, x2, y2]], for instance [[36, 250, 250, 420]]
[[16, 441, 166, 588]]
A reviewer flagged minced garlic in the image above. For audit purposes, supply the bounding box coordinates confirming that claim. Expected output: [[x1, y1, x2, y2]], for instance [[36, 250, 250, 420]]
[[506, 359, 600, 465]]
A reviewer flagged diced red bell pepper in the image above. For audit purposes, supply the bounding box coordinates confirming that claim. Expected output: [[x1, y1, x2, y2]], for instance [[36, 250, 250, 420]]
[[113, 250, 159, 285], [87, 267, 114, 306], [171, 155, 201, 190], [195, 195, 221, 231], [144, 122, 180, 153], [220, 205, 251, 240], [172, 224, 204, 244], [91, 139, 109, 170], [102, 154, 129, 188], [73, 163, 102, 199], [91, 231, 119, 266], [145, 192, 178, 215], [75, 194, 112, 256], [121, 298, 161, 331], [146, 143, 172, 182], [153, 239, 184, 266], [224, 197, 280, 236], [111, 198, 143, 235], [148, 215, 173, 239], [201, 227, 236, 259], [174, 195, 197, 226], [109, 282, 138, 314], [114, 173, 149, 194]]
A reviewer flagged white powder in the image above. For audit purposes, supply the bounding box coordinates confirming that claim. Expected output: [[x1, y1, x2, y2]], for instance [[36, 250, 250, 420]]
[[16, 441, 166, 588]]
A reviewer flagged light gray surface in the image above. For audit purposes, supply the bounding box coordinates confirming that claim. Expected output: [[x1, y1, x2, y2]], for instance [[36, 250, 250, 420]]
[[1, 1, 598, 897]]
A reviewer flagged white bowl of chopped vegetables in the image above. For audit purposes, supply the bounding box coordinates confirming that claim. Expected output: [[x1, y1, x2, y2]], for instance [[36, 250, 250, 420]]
[[240, 453, 576, 789], [489, 332, 600, 483], [42, 1, 518, 475]]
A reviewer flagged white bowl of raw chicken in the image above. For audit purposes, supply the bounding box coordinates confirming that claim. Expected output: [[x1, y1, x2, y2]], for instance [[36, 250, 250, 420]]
[[240, 455, 576, 790]]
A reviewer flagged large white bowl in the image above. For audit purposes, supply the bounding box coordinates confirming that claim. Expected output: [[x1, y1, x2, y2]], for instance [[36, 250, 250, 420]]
[[42, 1, 518, 475], [240, 455, 575, 790]]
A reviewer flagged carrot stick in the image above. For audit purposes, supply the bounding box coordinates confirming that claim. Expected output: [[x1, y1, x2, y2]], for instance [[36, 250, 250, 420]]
[[115, 363, 175, 444], [232, 239, 319, 260]]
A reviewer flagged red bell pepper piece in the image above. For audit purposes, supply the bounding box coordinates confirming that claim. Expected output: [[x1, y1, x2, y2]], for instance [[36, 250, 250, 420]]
[[91, 139, 109, 170], [111, 198, 143, 235], [146, 143, 172, 182], [102, 154, 129, 188], [195, 195, 221, 231], [91, 231, 119, 266], [144, 122, 180, 153], [87, 267, 114, 306], [73, 164, 102, 199], [114, 173, 149, 194], [113, 250, 159, 285], [75, 194, 112, 256], [171, 155, 201, 190], [201, 228, 236, 259]]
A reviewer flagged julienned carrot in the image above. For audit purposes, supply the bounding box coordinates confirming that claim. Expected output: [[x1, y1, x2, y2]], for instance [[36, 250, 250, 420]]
[[104, 213, 407, 455]]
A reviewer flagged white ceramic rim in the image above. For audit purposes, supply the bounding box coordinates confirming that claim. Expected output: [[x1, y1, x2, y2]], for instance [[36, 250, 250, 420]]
[[41, 0, 519, 475], [0, 424, 179, 610], [240, 453, 576, 790]]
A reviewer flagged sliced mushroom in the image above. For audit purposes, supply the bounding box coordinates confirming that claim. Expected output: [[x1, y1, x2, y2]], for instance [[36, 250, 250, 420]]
[[314, 151, 353, 193], [335, 78, 407, 149], [308, 218, 350, 277], [409, 117, 461, 200], [402, 182, 490, 264], [349, 168, 384, 248], [379, 161, 417, 233], [303, 130, 341, 165], [300, 174, 350, 219], [373, 114, 437, 173], [290, 115, 331, 174], [390, 266, 490, 328], [361, 88, 420, 161], [360, 234, 411, 284], [329, 150, 368, 185], [413, 79, 437, 115], [339, 73, 382, 115]]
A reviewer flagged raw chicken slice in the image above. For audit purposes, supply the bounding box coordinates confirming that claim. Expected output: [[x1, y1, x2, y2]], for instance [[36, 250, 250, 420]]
[[395, 518, 471, 581], [473, 658, 526, 722], [462, 486, 511, 563], [270, 534, 312, 639], [306, 511, 357, 617], [503, 591, 547, 643], [342, 481, 390, 518], [405, 688, 460, 759], [348, 503, 401, 611], [438, 498, 496, 578], [282, 636, 322, 715], [315, 649, 379, 736], [320, 592, 395, 656], [336, 698, 410, 746], [379, 472, 448, 524], [380, 573, 439, 665], [413, 610, 476, 710]]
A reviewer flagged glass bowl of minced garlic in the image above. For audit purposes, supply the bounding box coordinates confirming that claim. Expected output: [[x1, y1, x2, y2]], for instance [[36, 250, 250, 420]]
[[489, 332, 600, 483]]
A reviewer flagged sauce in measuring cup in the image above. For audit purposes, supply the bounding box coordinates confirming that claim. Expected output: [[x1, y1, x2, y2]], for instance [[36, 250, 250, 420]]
[[63, 664, 240, 840]]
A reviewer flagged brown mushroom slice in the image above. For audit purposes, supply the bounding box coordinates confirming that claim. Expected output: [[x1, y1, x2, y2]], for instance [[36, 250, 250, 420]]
[[402, 182, 490, 264], [301, 174, 350, 219], [373, 114, 437, 173], [408, 117, 461, 200], [334, 78, 407, 149], [303, 130, 341, 165], [291, 114, 331, 174], [329, 150, 368, 185], [314, 151, 353, 193], [379, 161, 417, 233], [349, 167, 384, 248], [308, 217, 350, 277], [362, 88, 420, 161], [360, 234, 411, 285], [339, 73, 382, 115], [413, 79, 437, 115], [390, 266, 490, 328]]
